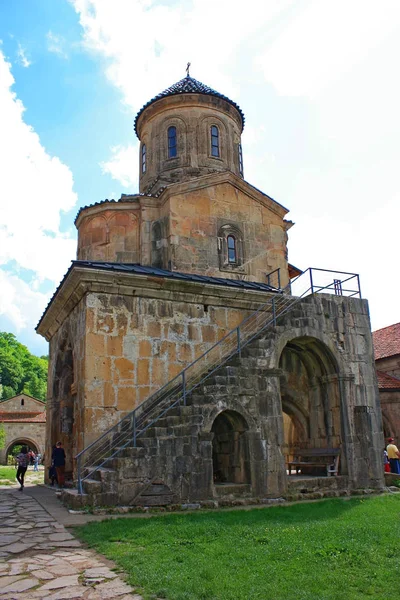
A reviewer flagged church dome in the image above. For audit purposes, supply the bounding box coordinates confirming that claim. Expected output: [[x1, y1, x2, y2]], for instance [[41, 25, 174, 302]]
[[135, 72, 246, 194], [134, 75, 245, 137]]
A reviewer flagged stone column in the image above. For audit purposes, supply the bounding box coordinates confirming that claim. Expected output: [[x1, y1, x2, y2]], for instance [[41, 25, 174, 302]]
[[255, 369, 287, 497]]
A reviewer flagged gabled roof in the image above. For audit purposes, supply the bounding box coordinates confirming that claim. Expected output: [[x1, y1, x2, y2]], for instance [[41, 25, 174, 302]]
[[0, 394, 45, 405], [134, 75, 245, 136], [376, 370, 400, 390], [373, 323, 400, 360], [0, 411, 46, 423]]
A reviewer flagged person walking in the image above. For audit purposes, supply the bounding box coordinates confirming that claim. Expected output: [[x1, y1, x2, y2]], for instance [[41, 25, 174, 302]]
[[386, 437, 400, 474], [15, 446, 30, 491], [33, 453, 40, 472], [52, 441, 66, 488]]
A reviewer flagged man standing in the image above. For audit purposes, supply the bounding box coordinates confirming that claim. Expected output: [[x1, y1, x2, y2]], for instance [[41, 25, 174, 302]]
[[52, 441, 66, 488], [386, 437, 400, 474]]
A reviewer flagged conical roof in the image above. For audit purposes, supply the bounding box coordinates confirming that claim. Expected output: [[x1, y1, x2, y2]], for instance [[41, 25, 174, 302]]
[[134, 75, 245, 136]]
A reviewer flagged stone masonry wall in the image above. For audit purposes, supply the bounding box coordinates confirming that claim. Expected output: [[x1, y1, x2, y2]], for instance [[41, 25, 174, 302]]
[[46, 298, 86, 474], [85, 293, 384, 506], [81, 290, 261, 449], [0, 422, 45, 465]]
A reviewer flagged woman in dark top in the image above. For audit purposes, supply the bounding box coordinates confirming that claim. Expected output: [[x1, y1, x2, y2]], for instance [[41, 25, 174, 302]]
[[52, 441, 66, 488]]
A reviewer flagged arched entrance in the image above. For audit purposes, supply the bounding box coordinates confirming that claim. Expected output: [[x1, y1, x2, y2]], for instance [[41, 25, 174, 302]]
[[6, 438, 40, 463], [279, 336, 342, 475], [211, 410, 250, 484]]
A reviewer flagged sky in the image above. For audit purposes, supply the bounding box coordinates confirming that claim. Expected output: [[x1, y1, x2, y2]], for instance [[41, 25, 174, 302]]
[[0, 0, 399, 356]]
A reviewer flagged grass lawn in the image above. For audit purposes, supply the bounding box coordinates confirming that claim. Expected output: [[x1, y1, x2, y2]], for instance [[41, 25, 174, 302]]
[[0, 465, 44, 486], [0, 465, 18, 485], [74, 495, 400, 600]]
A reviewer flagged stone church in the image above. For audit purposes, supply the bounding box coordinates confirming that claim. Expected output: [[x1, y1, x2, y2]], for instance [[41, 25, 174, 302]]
[[37, 73, 384, 507]]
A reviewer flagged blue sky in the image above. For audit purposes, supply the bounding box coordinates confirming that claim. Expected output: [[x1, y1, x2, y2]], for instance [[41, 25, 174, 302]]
[[1, 0, 400, 356]]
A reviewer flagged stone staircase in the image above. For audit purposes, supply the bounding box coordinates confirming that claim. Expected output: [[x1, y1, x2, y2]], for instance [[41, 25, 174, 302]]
[[63, 359, 256, 509]]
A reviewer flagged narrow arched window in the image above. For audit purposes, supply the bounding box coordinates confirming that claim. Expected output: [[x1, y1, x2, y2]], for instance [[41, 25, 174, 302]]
[[21, 398, 25, 406], [227, 235, 237, 263], [238, 143, 243, 176], [141, 144, 146, 173], [211, 125, 220, 157], [168, 126, 177, 158]]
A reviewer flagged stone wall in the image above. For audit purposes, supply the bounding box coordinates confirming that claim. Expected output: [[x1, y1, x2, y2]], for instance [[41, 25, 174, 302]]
[[70, 293, 384, 507], [81, 290, 256, 448], [46, 297, 86, 475], [0, 422, 45, 465]]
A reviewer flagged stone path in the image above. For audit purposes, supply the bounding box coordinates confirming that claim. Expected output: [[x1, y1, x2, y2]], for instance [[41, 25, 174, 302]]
[[0, 487, 143, 599]]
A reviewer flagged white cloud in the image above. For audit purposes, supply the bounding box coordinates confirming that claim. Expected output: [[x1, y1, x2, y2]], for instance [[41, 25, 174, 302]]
[[16, 43, 31, 68], [46, 31, 68, 59], [100, 144, 138, 189], [0, 270, 48, 330], [0, 51, 77, 336]]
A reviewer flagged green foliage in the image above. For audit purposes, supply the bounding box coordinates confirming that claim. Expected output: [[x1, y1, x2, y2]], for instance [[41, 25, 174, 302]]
[[0, 332, 48, 401], [0, 423, 5, 449], [75, 496, 400, 600]]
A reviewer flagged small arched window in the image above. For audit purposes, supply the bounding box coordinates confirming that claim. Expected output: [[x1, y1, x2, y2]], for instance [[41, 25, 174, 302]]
[[168, 126, 177, 158], [211, 125, 220, 157], [238, 143, 243, 176], [141, 144, 146, 173], [21, 398, 25, 406], [227, 235, 237, 263], [218, 224, 244, 271]]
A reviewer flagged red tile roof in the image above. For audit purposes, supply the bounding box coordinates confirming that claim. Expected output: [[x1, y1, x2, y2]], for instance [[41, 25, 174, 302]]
[[376, 370, 400, 390], [0, 411, 46, 423], [373, 323, 400, 360]]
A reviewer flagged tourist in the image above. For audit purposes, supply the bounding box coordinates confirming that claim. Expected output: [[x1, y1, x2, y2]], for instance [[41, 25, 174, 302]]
[[33, 453, 40, 471], [15, 446, 30, 491], [386, 437, 400, 474], [52, 441, 66, 488], [384, 449, 390, 473]]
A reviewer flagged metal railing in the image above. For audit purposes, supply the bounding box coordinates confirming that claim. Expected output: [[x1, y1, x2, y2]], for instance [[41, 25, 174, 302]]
[[76, 267, 361, 494]]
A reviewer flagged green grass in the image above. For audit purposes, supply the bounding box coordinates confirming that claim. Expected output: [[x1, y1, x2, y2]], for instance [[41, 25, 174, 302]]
[[74, 495, 400, 600], [0, 465, 17, 484]]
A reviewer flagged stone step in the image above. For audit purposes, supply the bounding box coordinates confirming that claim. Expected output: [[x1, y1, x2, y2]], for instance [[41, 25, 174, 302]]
[[83, 478, 103, 495], [214, 483, 252, 497]]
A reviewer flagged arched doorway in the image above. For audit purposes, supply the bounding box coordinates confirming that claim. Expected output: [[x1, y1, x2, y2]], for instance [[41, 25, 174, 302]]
[[211, 410, 250, 484], [279, 336, 342, 474], [6, 438, 40, 463]]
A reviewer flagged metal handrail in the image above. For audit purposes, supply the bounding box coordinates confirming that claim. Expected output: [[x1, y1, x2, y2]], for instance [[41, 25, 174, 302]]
[[76, 267, 361, 494]]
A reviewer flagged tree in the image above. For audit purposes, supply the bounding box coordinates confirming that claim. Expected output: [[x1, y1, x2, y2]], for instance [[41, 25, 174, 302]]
[[0, 423, 5, 450], [0, 332, 48, 401]]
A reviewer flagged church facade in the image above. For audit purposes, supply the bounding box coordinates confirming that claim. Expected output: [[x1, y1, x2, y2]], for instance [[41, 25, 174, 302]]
[[37, 74, 384, 507]]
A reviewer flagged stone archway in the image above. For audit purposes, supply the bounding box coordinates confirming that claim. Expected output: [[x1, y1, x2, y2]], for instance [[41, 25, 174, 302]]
[[211, 410, 250, 484], [279, 336, 342, 474], [6, 438, 40, 462]]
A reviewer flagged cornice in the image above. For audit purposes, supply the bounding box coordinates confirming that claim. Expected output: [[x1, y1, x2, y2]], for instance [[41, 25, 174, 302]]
[[75, 198, 143, 228], [36, 265, 277, 342]]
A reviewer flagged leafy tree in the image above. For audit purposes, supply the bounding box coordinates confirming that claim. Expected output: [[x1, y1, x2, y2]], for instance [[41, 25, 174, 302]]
[[0, 332, 48, 401], [0, 423, 5, 449]]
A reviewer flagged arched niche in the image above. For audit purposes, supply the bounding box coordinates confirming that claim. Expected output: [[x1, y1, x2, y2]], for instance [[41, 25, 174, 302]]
[[279, 336, 342, 470], [211, 410, 250, 484], [52, 332, 75, 476]]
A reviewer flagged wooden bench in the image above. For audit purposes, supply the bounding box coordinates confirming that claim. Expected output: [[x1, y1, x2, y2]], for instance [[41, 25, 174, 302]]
[[287, 448, 340, 477]]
